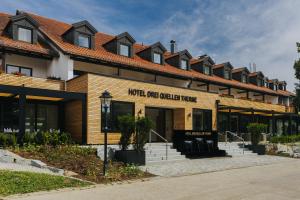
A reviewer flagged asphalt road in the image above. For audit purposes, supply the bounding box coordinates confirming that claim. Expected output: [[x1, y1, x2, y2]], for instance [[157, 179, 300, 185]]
[[9, 158, 300, 200]]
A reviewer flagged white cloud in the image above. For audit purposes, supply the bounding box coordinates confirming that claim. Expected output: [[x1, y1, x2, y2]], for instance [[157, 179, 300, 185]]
[[142, 0, 300, 91]]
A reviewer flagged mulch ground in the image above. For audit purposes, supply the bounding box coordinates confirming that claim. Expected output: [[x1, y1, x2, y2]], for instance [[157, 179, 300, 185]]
[[13, 146, 153, 184]]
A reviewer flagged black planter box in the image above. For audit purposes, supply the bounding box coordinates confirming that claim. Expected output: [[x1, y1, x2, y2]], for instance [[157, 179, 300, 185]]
[[246, 144, 265, 155], [115, 150, 145, 165], [252, 145, 266, 155]]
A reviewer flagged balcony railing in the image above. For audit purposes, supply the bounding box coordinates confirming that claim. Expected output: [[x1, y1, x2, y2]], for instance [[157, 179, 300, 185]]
[[0, 73, 65, 91]]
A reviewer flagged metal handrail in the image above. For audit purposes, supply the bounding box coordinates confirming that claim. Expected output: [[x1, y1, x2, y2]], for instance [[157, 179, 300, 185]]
[[225, 131, 245, 154], [149, 129, 169, 160]]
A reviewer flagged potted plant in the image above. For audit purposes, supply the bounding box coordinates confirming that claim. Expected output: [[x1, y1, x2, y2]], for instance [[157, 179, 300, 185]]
[[247, 123, 268, 155], [115, 115, 146, 165]]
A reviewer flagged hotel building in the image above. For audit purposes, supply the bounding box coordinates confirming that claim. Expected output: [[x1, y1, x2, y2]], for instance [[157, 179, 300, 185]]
[[0, 10, 297, 144]]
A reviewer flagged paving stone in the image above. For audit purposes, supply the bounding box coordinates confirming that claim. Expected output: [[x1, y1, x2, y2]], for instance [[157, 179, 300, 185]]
[[140, 155, 293, 177]]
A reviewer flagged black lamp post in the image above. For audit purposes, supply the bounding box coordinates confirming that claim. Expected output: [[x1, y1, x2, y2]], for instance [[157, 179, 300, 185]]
[[100, 90, 112, 176]]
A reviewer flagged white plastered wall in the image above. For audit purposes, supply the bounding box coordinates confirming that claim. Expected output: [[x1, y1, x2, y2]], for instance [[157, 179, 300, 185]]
[[4, 54, 49, 78], [47, 51, 74, 80]]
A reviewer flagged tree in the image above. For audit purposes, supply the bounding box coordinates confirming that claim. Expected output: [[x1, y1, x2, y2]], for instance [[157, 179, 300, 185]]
[[294, 59, 300, 112]]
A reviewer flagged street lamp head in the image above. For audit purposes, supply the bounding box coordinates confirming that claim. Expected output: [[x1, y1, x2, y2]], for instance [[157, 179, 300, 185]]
[[100, 90, 112, 107]]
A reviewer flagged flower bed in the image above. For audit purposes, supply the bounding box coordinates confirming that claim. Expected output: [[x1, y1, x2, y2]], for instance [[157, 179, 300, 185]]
[[12, 145, 152, 183]]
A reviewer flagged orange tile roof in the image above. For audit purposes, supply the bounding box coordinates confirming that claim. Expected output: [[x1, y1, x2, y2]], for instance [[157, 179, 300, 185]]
[[232, 67, 247, 73], [0, 11, 294, 97], [0, 13, 53, 57]]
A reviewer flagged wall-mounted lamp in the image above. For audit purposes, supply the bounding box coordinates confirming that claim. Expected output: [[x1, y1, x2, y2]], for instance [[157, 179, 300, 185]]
[[138, 109, 143, 116], [187, 113, 192, 118]]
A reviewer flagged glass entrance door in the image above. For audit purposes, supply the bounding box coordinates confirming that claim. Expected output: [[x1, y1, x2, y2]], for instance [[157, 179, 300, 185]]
[[145, 107, 173, 142]]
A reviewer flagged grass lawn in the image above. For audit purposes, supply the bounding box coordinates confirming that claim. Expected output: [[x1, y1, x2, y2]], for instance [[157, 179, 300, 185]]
[[0, 170, 91, 197], [12, 145, 152, 184]]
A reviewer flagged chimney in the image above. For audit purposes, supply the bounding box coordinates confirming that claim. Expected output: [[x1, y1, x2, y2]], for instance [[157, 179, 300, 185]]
[[170, 40, 176, 54]]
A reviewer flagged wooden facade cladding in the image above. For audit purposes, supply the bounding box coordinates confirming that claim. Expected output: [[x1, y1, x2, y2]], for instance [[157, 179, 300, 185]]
[[67, 73, 288, 144], [0, 73, 65, 90]]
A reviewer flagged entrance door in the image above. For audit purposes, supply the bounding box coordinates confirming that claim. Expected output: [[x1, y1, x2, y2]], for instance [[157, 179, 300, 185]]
[[145, 107, 173, 142], [230, 115, 239, 133]]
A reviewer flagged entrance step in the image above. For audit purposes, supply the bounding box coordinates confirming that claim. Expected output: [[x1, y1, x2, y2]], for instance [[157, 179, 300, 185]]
[[145, 143, 187, 164], [218, 142, 257, 157]]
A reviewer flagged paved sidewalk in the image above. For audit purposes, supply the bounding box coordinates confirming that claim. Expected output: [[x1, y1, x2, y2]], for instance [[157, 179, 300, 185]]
[[9, 158, 300, 200], [140, 155, 293, 177]]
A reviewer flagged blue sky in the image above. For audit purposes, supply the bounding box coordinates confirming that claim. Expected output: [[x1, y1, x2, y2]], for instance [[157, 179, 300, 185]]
[[1, 0, 299, 90]]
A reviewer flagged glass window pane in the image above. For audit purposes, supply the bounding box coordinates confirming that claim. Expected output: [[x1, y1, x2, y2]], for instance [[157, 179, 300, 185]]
[[193, 109, 212, 131], [204, 66, 210, 75], [20, 68, 32, 76], [18, 27, 32, 43], [25, 104, 35, 133], [1, 101, 19, 132], [153, 53, 161, 64], [181, 60, 188, 70], [6, 65, 19, 74], [242, 75, 247, 83], [224, 70, 230, 79], [120, 44, 130, 57], [37, 104, 58, 132], [102, 101, 134, 132], [78, 34, 90, 48]]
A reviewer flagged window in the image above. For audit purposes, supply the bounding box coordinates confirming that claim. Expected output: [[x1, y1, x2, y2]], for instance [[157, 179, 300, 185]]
[[102, 101, 134, 132], [18, 27, 32, 43], [181, 59, 188, 70], [6, 65, 32, 76], [192, 109, 212, 131], [257, 79, 262, 87], [241, 75, 247, 83], [224, 70, 230, 79], [78, 33, 90, 48], [120, 44, 130, 57], [153, 52, 162, 64], [203, 65, 210, 75]]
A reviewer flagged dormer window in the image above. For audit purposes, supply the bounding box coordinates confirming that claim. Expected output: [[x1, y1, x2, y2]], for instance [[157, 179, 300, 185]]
[[137, 42, 166, 65], [6, 12, 39, 44], [242, 74, 247, 83], [18, 27, 32, 43], [204, 65, 210, 75], [103, 32, 136, 58], [120, 43, 130, 57], [153, 52, 162, 64], [224, 70, 230, 79], [78, 33, 90, 48], [181, 59, 188, 70], [63, 20, 97, 50]]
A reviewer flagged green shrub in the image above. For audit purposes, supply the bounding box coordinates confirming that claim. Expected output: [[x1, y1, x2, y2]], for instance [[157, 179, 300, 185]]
[[23, 132, 36, 145], [0, 133, 17, 148], [270, 134, 300, 143], [247, 123, 268, 146], [134, 117, 153, 151], [6, 133, 17, 147], [0, 133, 8, 147], [35, 131, 51, 145], [118, 115, 136, 150], [59, 132, 73, 145]]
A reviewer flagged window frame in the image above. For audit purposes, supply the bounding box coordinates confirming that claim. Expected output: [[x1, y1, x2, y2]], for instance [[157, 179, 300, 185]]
[[181, 59, 188, 70], [6, 64, 32, 76], [119, 43, 131, 57], [192, 108, 212, 132], [203, 65, 210, 75], [101, 101, 135, 132], [153, 52, 162, 64], [77, 32, 91, 49], [241, 74, 247, 83], [17, 26, 33, 43], [224, 69, 231, 80]]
